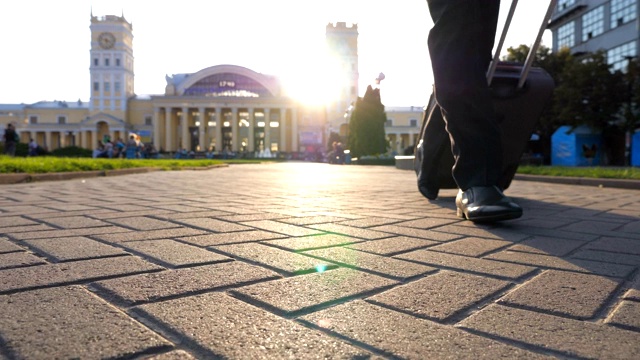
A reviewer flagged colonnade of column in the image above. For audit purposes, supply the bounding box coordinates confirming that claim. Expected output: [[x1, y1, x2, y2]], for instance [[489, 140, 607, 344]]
[[20, 127, 125, 151], [387, 132, 420, 154], [152, 105, 299, 154]]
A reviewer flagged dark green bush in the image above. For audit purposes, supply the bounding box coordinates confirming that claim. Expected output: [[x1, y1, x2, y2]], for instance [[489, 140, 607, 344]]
[[50, 146, 93, 158]]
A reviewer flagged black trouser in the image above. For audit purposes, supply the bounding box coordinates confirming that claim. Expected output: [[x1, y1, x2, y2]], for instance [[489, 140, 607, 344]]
[[426, 0, 502, 190]]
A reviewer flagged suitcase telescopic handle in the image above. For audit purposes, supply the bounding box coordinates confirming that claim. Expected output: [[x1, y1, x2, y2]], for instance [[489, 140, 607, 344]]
[[487, 0, 558, 89]]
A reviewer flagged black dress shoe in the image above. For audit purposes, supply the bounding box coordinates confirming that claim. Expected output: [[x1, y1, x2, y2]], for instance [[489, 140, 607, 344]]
[[456, 186, 522, 222], [418, 181, 439, 200]]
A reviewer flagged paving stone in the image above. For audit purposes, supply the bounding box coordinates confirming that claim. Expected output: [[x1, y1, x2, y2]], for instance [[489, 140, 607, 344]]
[[584, 236, 640, 255], [558, 220, 625, 235], [23, 236, 128, 262], [0, 252, 46, 270], [369, 224, 462, 241], [335, 217, 401, 228], [458, 304, 640, 359], [300, 300, 547, 359], [607, 300, 640, 331], [393, 217, 460, 229], [507, 236, 586, 256], [303, 246, 436, 280], [174, 217, 253, 232], [308, 223, 392, 239], [0, 205, 57, 215], [41, 203, 99, 211], [105, 216, 182, 230], [346, 236, 439, 255], [485, 250, 635, 278], [93, 227, 208, 243], [624, 275, 640, 301], [215, 213, 287, 222], [499, 270, 621, 319], [0, 216, 38, 227], [570, 249, 640, 266], [0, 238, 23, 254], [0, 286, 171, 359], [0, 256, 162, 294], [427, 237, 512, 257], [396, 249, 536, 279], [277, 215, 351, 226], [429, 224, 530, 241], [242, 219, 325, 237], [215, 242, 334, 275], [95, 209, 175, 220], [134, 292, 373, 359], [368, 270, 511, 321], [177, 230, 285, 246], [264, 234, 362, 251], [152, 204, 211, 212], [41, 215, 112, 229], [233, 268, 397, 316], [8, 225, 131, 240], [0, 224, 56, 234], [122, 239, 230, 267], [93, 261, 280, 305], [146, 350, 197, 360]]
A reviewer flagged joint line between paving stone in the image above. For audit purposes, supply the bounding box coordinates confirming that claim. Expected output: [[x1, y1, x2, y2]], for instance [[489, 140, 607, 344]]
[[597, 268, 640, 324], [229, 283, 398, 320], [127, 307, 224, 360], [295, 317, 397, 359], [459, 325, 590, 360]]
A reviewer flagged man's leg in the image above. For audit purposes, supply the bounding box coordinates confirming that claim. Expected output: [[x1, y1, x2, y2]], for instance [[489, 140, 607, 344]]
[[426, 0, 521, 222]]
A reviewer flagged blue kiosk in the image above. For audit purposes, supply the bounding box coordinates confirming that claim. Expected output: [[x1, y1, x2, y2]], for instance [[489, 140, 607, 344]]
[[632, 131, 640, 166], [551, 126, 603, 166]]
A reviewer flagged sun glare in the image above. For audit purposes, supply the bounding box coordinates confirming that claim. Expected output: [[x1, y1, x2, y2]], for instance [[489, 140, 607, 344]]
[[281, 50, 347, 106]]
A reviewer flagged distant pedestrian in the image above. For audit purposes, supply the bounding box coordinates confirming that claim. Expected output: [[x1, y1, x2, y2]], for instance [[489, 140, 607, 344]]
[[3, 123, 18, 156], [28, 138, 38, 156]]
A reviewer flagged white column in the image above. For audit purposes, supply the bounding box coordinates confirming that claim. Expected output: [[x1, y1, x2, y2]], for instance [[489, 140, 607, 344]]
[[231, 107, 239, 152], [291, 107, 298, 152], [88, 130, 95, 149], [198, 106, 206, 151], [215, 107, 222, 152], [248, 107, 255, 152], [264, 108, 271, 153], [153, 107, 161, 150], [181, 106, 189, 150], [280, 108, 287, 152], [45, 131, 52, 150], [59, 131, 65, 148], [81, 130, 87, 149], [165, 107, 173, 151]]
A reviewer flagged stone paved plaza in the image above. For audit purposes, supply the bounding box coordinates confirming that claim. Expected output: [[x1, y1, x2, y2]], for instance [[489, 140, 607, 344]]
[[0, 162, 639, 359]]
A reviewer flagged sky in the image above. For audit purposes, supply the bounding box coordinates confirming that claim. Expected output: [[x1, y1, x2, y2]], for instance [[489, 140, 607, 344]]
[[0, 0, 553, 107]]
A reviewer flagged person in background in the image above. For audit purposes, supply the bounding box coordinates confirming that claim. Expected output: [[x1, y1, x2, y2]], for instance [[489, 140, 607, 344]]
[[28, 138, 38, 156], [423, 0, 522, 222], [3, 123, 18, 156]]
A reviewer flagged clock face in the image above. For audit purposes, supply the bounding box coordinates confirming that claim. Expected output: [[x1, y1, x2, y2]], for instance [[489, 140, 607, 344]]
[[98, 32, 116, 49]]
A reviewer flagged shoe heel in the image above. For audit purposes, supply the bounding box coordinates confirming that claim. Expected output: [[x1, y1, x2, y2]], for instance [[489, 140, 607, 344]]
[[456, 208, 466, 219]]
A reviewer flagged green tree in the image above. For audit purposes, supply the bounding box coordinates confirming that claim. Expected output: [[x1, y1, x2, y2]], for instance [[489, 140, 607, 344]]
[[347, 85, 388, 158], [503, 45, 629, 164]]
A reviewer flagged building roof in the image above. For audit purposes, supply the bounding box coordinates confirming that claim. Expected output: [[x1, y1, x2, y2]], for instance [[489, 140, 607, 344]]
[[385, 106, 424, 113], [26, 100, 88, 109]]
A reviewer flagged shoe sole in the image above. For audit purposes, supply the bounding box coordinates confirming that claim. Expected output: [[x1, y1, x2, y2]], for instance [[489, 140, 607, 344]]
[[457, 208, 523, 223]]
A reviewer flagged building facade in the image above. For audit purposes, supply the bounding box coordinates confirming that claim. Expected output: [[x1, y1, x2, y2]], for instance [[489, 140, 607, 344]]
[[548, 0, 638, 71], [1, 15, 422, 156]]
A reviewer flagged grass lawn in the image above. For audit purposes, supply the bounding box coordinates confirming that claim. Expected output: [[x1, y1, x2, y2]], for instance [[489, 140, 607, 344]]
[[0, 156, 270, 174], [0, 156, 639, 180], [517, 165, 640, 180]]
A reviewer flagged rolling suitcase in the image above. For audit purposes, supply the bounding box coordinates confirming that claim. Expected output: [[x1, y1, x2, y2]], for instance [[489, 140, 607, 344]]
[[415, 0, 556, 197]]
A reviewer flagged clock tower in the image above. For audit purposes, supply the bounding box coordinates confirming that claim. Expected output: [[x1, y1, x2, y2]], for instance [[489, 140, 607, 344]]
[[89, 14, 134, 119], [325, 22, 359, 138]]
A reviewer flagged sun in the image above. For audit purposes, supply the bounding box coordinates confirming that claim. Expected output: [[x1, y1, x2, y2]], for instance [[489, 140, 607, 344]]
[[280, 49, 348, 107]]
